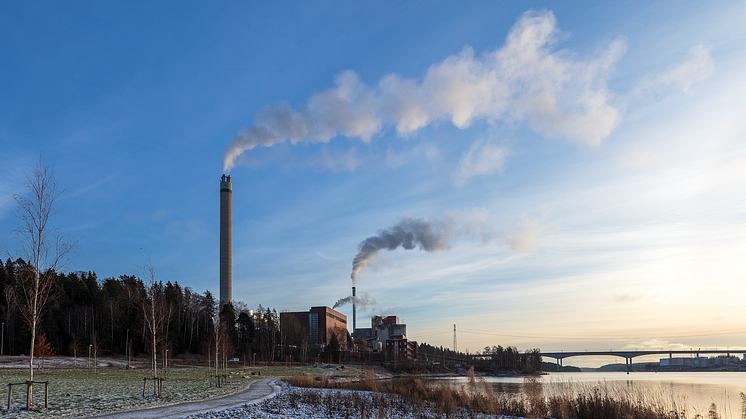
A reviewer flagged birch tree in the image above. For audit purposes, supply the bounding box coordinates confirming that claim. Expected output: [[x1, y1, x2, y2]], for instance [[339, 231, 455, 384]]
[[10, 158, 79, 408], [139, 252, 169, 382]]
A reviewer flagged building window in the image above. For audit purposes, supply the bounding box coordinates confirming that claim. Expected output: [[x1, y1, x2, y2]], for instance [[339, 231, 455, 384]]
[[309, 313, 318, 344]]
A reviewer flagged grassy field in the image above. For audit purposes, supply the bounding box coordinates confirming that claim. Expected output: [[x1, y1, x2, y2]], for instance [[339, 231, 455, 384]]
[[0, 365, 329, 418]]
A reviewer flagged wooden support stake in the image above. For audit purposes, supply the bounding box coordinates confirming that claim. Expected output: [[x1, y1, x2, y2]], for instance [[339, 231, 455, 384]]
[[7, 383, 12, 409], [44, 382, 49, 409], [142, 377, 147, 397]]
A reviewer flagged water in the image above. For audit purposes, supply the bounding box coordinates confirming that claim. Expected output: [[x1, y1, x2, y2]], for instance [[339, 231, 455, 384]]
[[438, 372, 746, 418]]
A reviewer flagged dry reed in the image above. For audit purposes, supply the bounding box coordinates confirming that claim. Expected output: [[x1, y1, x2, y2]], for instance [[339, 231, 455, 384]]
[[284, 369, 735, 419]]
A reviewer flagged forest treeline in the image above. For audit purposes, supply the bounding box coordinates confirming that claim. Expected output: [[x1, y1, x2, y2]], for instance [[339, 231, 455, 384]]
[[1, 257, 541, 371], [0, 257, 279, 362], [418, 343, 543, 373]]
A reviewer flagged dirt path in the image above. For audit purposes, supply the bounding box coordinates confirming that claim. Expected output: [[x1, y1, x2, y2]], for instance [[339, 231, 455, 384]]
[[85, 379, 280, 419]]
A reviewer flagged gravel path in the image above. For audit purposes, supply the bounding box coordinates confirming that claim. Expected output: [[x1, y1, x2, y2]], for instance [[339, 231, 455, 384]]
[[86, 379, 280, 419]]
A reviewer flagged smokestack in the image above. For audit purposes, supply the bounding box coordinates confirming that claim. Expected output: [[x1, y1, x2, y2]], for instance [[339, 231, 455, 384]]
[[352, 286, 356, 334], [220, 174, 232, 306]]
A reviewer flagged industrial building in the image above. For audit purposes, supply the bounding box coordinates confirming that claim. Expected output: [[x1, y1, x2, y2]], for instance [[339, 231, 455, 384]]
[[659, 355, 742, 368], [354, 315, 417, 361], [281, 306, 348, 348]]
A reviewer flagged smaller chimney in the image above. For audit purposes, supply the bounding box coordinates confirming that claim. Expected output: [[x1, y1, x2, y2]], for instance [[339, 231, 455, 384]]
[[352, 286, 356, 334]]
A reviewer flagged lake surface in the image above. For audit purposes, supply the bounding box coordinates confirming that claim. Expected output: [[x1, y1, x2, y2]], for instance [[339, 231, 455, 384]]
[[438, 372, 746, 418]]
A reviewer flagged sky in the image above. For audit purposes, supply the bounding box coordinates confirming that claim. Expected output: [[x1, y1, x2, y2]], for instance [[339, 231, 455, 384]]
[[1, 1, 745, 367]]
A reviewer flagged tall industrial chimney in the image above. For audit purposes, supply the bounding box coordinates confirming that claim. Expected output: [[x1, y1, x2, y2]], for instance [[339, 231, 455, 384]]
[[352, 286, 356, 334], [220, 174, 232, 306]]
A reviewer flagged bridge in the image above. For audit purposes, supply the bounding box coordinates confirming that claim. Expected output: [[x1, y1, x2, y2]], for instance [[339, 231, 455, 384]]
[[541, 349, 746, 372]]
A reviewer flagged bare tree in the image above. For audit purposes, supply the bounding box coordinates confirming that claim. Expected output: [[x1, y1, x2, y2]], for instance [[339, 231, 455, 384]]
[[138, 252, 170, 384], [9, 158, 79, 408], [68, 338, 80, 371], [90, 332, 101, 373]]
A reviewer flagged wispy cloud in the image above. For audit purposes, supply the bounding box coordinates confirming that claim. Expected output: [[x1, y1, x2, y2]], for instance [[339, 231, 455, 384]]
[[633, 44, 715, 95], [316, 251, 343, 261], [385, 144, 441, 168], [454, 140, 508, 186], [611, 293, 645, 303], [64, 172, 118, 199], [622, 339, 690, 351], [509, 215, 550, 252], [162, 218, 208, 241]]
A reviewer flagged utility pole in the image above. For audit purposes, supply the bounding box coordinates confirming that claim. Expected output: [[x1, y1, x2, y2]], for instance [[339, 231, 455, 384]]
[[453, 324, 457, 355]]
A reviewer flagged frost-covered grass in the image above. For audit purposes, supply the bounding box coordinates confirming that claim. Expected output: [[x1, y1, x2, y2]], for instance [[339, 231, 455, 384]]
[[0, 368, 253, 418], [185, 384, 518, 419]]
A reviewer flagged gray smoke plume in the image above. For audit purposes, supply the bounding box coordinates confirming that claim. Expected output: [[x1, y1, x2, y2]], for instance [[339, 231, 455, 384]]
[[332, 292, 377, 310], [351, 214, 493, 283], [224, 10, 628, 172]]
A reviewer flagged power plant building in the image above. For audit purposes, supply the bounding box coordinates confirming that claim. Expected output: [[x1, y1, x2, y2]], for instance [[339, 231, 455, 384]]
[[281, 307, 348, 348], [219, 174, 232, 306], [354, 315, 417, 361]]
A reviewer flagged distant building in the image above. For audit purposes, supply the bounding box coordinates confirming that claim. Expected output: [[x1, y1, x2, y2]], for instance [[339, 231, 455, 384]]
[[354, 315, 417, 361], [659, 357, 684, 366], [659, 355, 739, 368], [280, 306, 348, 348]]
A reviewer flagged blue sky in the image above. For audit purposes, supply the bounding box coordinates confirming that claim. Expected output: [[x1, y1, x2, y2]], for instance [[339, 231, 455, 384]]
[[2, 1, 745, 366]]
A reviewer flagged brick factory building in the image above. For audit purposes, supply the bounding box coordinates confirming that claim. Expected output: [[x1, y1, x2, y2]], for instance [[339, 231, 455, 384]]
[[280, 306, 349, 349]]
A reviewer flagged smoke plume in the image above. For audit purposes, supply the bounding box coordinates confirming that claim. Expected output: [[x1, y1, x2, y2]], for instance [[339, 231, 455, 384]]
[[332, 292, 377, 310], [351, 213, 493, 283], [224, 10, 626, 172]]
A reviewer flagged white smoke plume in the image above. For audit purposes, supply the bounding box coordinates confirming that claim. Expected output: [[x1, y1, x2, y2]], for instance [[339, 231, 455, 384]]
[[351, 212, 494, 283], [332, 292, 377, 310], [224, 10, 626, 172]]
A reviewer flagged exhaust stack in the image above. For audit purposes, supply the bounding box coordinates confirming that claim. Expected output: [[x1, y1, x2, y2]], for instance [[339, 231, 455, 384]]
[[220, 174, 232, 306], [352, 286, 356, 333]]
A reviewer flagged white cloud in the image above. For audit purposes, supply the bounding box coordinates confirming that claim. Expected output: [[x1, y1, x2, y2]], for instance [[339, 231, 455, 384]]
[[634, 44, 715, 94], [619, 149, 657, 169], [454, 140, 508, 186], [622, 339, 690, 351]]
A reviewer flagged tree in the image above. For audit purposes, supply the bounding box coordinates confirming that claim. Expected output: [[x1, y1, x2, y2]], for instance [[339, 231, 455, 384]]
[[68, 338, 80, 370], [33, 333, 55, 372], [139, 252, 170, 383], [90, 332, 101, 373], [237, 311, 255, 361], [9, 158, 79, 408], [328, 332, 341, 364]]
